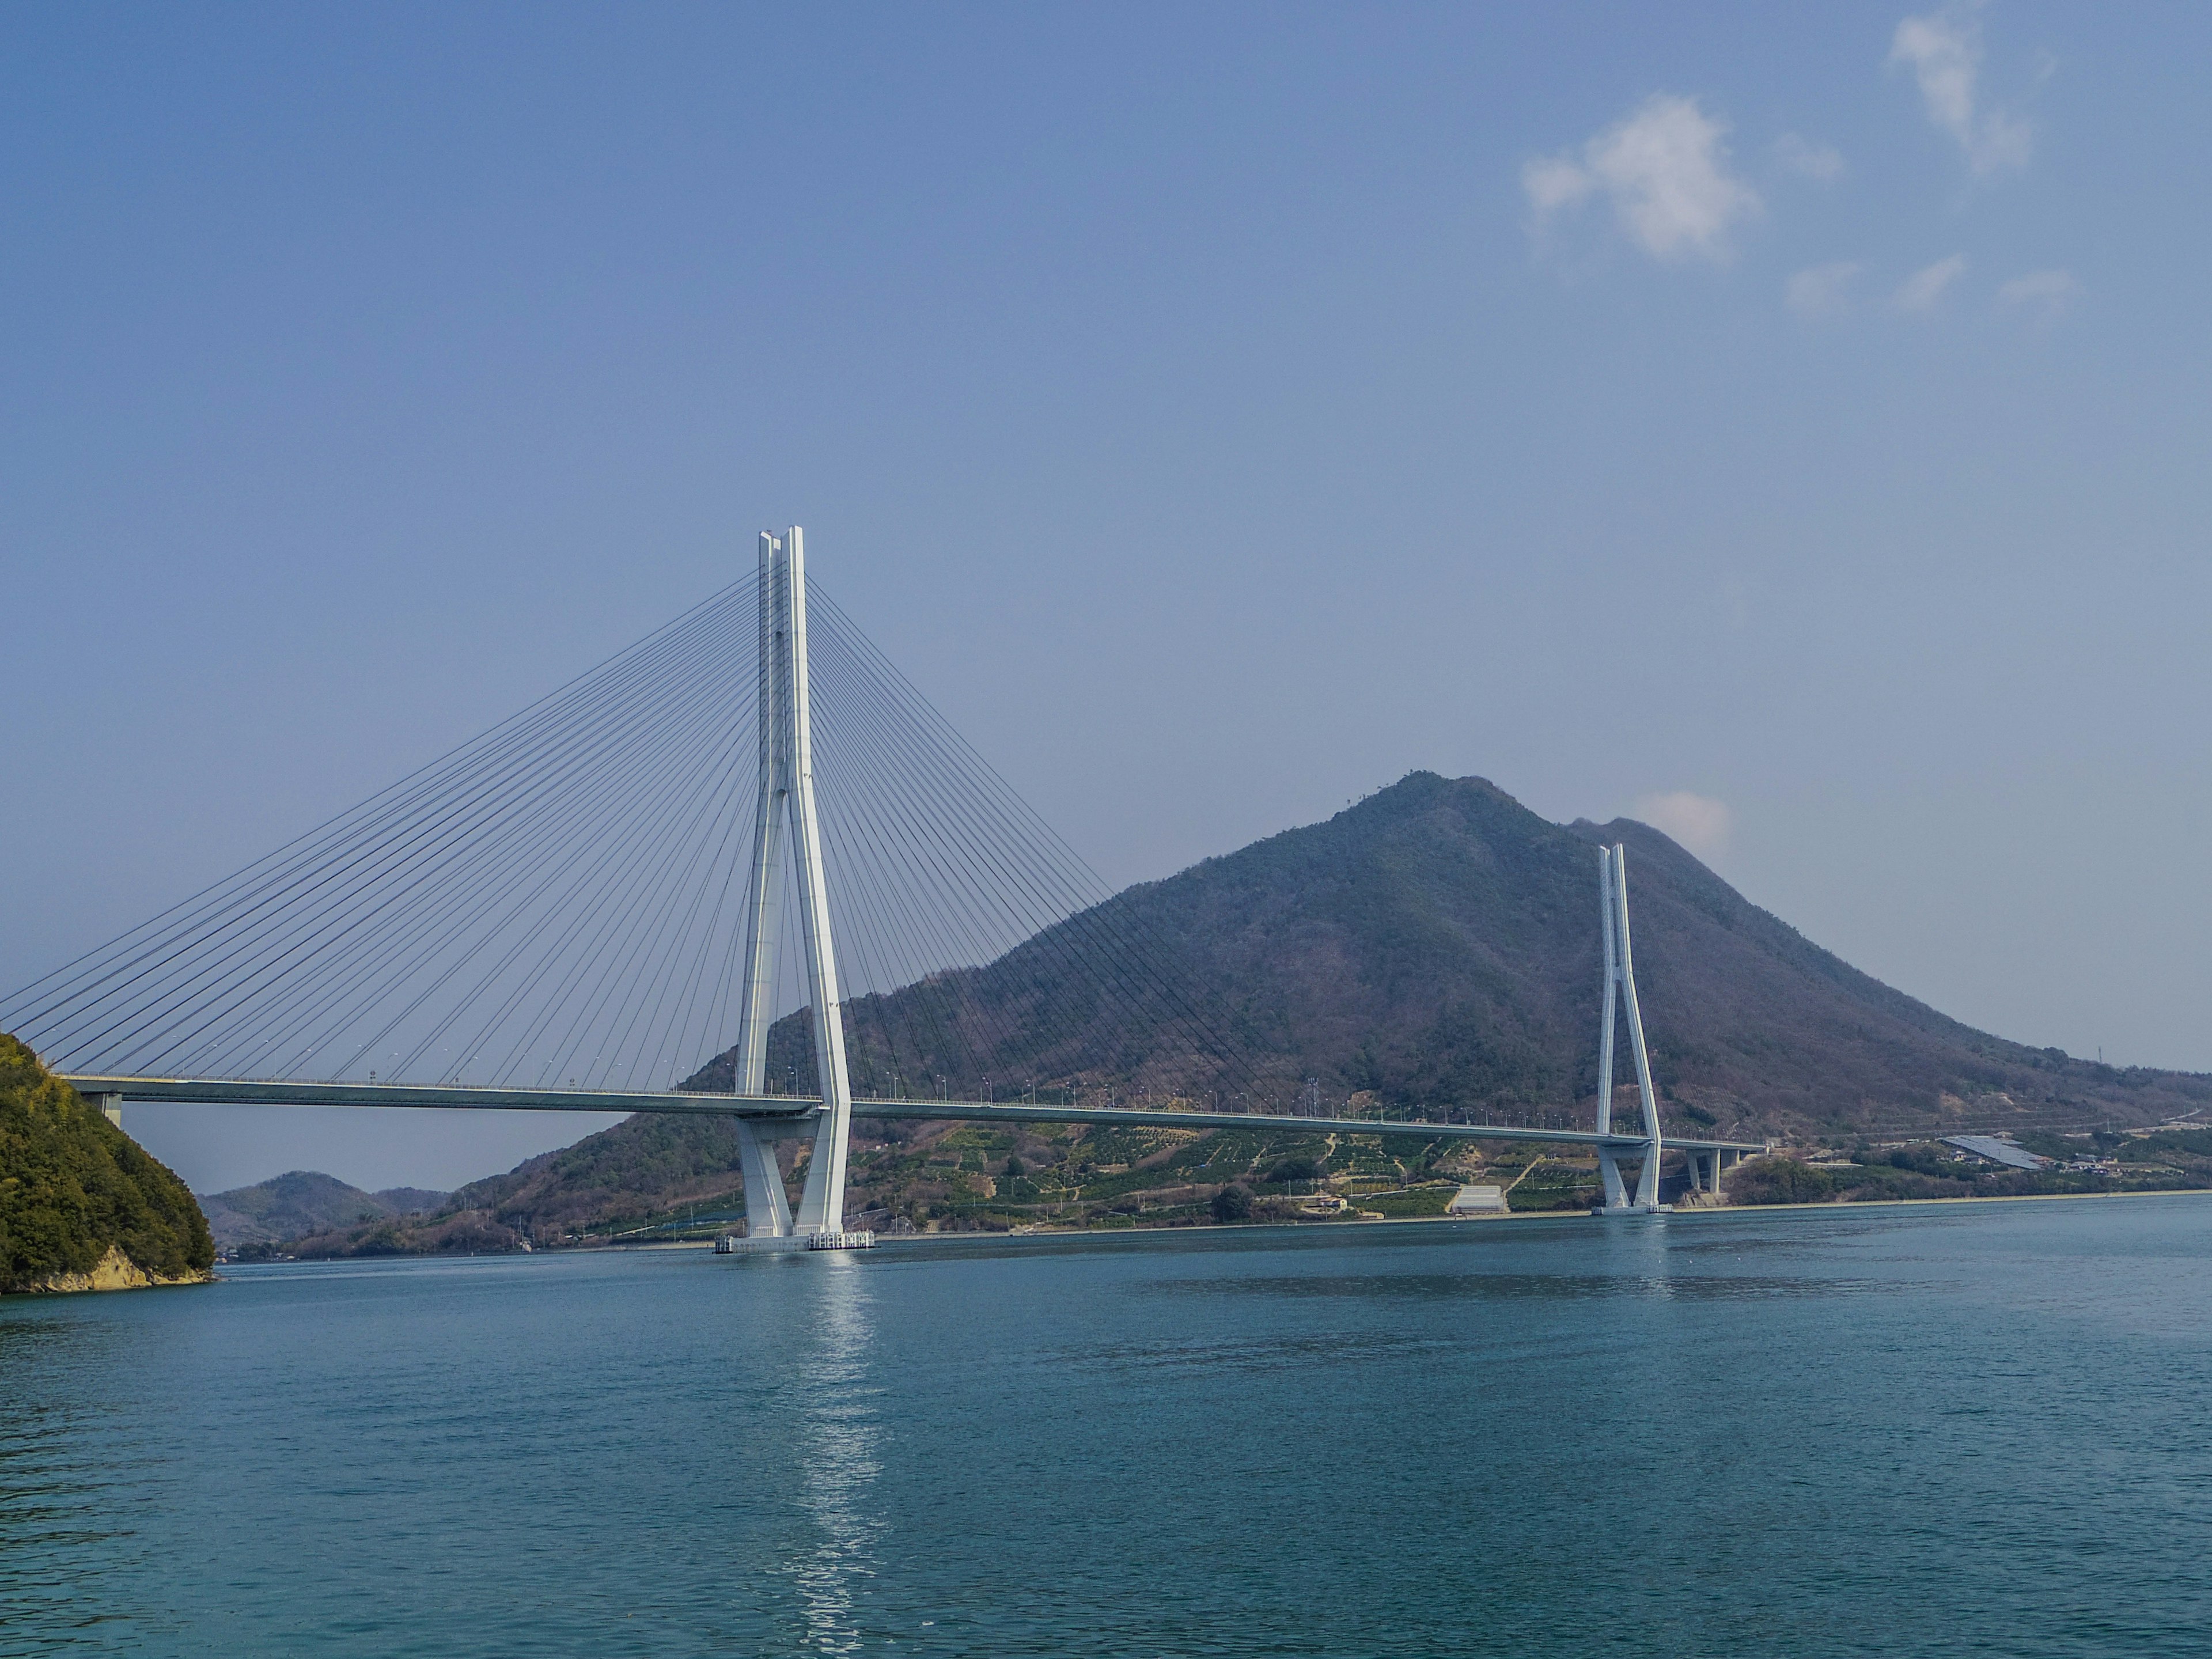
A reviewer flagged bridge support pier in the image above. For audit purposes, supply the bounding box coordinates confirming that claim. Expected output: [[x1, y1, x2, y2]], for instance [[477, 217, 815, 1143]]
[[1592, 845, 1667, 1216], [1677, 1147, 1721, 1204], [728, 528, 870, 1251], [733, 1118, 793, 1238]]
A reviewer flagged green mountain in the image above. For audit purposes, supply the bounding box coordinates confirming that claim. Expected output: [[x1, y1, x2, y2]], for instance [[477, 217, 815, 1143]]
[[198, 1172, 450, 1253], [282, 772, 2211, 1249], [1, 1033, 214, 1293]]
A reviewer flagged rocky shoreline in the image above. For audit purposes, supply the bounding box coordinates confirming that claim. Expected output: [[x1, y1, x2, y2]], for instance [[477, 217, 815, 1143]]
[[13, 1243, 215, 1294]]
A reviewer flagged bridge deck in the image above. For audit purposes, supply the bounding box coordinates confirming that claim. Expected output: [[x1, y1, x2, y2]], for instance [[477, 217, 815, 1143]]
[[63, 1075, 1766, 1156]]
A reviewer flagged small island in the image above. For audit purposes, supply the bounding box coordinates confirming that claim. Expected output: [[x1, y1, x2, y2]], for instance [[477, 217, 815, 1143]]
[[0, 1034, 214, 1294]]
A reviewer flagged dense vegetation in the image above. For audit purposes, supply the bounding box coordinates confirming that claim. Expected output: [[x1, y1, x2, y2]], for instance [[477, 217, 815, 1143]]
[[0, 1033, 213, 1291], [1725, 1132, 2212, 1207]]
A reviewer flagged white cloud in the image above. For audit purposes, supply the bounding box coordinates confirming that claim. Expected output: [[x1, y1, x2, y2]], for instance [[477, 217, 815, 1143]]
[[1633, 792, 1733, 861], [1524, 93, 1760, 263], [1998, 267, 2080, 328], [1787, 262, 1862, 319], [1891, 3, 2032, 174], [1893, 253, 1968, 313], [1774, 134, 1846, 181], [1521, 154, 1596, 217]]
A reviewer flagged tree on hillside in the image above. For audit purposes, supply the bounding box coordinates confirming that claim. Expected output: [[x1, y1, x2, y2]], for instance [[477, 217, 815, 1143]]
[[1211, 1184, 1253, 1223]]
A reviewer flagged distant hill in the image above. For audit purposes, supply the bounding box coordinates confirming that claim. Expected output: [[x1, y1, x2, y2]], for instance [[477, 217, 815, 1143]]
[[1, 1033, 214, 1293], [277, 772, 2212, 1250], [279, 1116, 766, 1255], [199, 1172, 450, 1252], [373, 1187, 449, 1216], [701, 772, 2209, 1137]]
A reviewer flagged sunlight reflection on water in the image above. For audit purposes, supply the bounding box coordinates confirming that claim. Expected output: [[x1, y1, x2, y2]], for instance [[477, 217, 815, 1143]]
[[787, 1257, 882, 1654]]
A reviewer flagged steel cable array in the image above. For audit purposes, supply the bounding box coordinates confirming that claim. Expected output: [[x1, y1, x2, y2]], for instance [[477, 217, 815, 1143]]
[[3, 570, 1268, 1105], [802, 581, 1267, 1105]]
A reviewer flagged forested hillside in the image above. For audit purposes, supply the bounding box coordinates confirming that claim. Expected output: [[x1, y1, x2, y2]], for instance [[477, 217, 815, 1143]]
[[1, 1034, 214, 1293]]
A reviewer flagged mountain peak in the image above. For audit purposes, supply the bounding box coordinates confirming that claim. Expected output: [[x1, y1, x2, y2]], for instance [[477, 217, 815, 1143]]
[[717, 768, 2205, 1139]]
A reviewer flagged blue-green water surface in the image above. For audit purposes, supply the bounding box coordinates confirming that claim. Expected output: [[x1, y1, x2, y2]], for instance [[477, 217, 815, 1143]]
[[5, 1196, 2211, 1657]]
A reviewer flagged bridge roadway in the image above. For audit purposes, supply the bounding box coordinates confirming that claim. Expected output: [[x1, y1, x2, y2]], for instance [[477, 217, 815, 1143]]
[[62, 1075, 1767, 1158]]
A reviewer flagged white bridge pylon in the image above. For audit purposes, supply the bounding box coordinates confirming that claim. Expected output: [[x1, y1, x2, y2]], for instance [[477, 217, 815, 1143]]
[[729, 528, 866, 1248], [1594, 844, 1665, 1213]]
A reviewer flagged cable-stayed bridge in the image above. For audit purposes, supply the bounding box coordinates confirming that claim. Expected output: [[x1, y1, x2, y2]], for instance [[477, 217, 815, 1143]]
[[7, 528, 1759, 1245]]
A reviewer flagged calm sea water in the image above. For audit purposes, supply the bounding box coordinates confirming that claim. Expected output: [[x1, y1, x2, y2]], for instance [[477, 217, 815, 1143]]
[[4, 1196, 2210, 1657]]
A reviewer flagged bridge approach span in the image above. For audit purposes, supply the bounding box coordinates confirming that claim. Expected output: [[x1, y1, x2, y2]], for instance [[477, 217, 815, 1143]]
[[62, 1074, 1766, 1160]]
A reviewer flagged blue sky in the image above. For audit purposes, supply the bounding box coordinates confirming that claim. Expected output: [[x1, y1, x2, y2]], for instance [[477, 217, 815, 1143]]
[[5, 3, 2207, 1191]]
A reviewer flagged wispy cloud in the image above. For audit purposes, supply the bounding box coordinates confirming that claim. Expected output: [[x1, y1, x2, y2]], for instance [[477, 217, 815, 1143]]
[[1523, 94, 1760, 263], [1891, 2, 2032, 175], [1633, 792, 1733, 860], [1773, 134, 1846, 181], [1998, 268, 2080, 329], [1787, 262, 1862, 319], [1522, 154, 1596, 218], [1893, 253, 1968, 313]]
